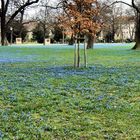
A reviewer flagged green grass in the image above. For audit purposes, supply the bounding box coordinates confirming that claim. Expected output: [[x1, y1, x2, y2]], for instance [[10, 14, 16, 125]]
[[0, 45, 140, 139]]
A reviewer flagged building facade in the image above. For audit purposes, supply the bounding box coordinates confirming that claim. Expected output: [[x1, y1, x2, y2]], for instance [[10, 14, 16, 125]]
[[115, 22, 135, 41]]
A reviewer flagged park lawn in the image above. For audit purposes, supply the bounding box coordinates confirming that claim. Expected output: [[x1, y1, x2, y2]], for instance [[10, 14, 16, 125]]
[[0, 45, 140, 139]]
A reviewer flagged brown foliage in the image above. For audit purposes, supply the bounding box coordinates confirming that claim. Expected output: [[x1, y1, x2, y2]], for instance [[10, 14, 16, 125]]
[[58, 0, 102, 37]]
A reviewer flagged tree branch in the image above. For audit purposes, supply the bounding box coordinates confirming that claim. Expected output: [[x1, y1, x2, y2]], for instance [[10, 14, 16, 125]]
[[1, 0, 5, 13], [40, 2, 63, 9], [101, 0, 139, 14], [114, 1, 139, 13], [132, 0, 140, 13], [4, 0, 10, 13], [6, 0, 39, 26], [114, 1, 133, 7]]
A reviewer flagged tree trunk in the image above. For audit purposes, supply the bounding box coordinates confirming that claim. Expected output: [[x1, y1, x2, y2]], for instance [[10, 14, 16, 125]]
[[43, 25, 46, 46], [1, 9, 7, 45], [69, 34, 74, 45], [77, 38, 80, 67], [84, 36, 87, 67], [62, 28, 65, 44], [86, 34, 94, 49], [43, 36, 46, 46], [19, 9, 25, 38], [132, 13, 140, 50], [74, 37, 77, 67], [1, 24, 7, 46], [112, 19, 115, 42]]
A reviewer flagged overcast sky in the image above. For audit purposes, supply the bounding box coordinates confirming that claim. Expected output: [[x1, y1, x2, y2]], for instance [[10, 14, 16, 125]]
[[123, 0, 131, 3], [0, 0, 133, 8], [122, 0, 132, 5], [31, 0, 133, 16], [0, 0, 133, 19], [31, 0, 132, 14]]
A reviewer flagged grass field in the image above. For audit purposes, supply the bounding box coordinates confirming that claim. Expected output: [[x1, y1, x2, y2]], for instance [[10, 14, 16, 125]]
[[0, 44, 140, 139]]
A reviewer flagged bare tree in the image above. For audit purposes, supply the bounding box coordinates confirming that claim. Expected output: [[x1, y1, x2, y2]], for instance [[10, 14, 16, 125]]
[[101, 2, 123, 42], [36, 4, 53, 45], [0, 0, 40, 45], [113, 0, 140, 49], [125, 9, 135, 41]]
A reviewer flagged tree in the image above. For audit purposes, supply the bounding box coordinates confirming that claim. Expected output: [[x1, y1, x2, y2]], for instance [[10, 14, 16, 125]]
[[132, 2, 140, 49], [6, 19, 27, 43], [100, 2, 124, 43], [59, 0, 101, 67], [53, 26, 63, 43], [32, 22, 48, 43], [33, 0, 61, 45], [0, 0, 39, 45], [114, 0, 140, 49], [126, 10, 135, 41]]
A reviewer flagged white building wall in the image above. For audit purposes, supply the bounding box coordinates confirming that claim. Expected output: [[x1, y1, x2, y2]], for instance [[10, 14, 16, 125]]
[[115, 22, 135, 41]]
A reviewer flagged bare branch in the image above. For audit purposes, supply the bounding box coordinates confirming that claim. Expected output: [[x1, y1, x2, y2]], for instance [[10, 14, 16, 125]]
[[132, 0, 140, 13], [6, 0, 39, 26], [101, 0, 139, 15], [114, 1, 133, 7], [114, 1, 139, 13], [5, 0, 10, 13], [40, 2, 63, 9], [1, 0, 5, 13], [101, 1, 132, 12]]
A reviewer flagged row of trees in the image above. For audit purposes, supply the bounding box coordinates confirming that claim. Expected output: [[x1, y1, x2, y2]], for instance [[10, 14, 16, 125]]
[[0, 0, 140, 49]]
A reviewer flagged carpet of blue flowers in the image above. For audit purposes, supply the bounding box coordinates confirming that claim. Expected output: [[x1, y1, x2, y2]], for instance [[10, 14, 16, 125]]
[[0, 44, 140, 139]]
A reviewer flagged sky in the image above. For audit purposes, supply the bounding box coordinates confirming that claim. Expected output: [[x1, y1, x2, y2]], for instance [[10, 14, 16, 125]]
[[0, 0, 133, 19], [0, 0, 133, 10], [121, 0, 132, 5], [122, 0, 131, 3], [0, 0, 133, 8], [27, 0, 132, 17]]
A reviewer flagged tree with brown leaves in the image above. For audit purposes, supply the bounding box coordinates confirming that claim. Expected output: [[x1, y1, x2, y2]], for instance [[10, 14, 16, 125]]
[[59, 0, 102, 67]]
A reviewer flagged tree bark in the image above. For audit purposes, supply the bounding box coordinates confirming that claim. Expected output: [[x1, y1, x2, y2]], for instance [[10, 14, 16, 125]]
[[1, 17, 7, 45], [19, 9, 25, 38], [112, 17, 115, 42], [86, 34, 94, 49], [1, 0, 7, 45], [132, 13, 140, 50], [84, 36, 87, 67], [69, 34, 74, 45], [74, 36, 77, 67], [43, 25, 46, 45], [77, 38, 80, 67]]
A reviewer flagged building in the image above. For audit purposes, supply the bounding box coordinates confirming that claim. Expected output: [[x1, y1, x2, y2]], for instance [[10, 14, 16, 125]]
[[115, 21, 135, 42], [98, 16, 135, 42]]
